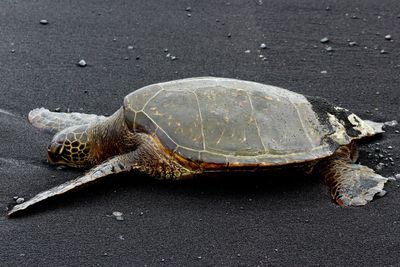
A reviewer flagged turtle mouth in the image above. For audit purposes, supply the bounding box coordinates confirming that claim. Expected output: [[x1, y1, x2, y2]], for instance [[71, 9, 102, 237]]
[[47, 153, 67, 165], [47, 143, 68, 165]]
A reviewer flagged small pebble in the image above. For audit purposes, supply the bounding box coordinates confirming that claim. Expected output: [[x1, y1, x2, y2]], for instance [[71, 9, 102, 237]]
[[127, 45, 134, 50], [54, 107, 61, 112], [112, 211, 124, 221], [124, 56, 129, 60], [112, 211, 123, 217], [187, 13, 192, 17], [16, 197, 25, 204], [185, 7, 191, 12], [227, 33, 232, 38], [395, 174, 400, 180], [78, 59, 87, 67], [164, 48, 169, 52], [11, 49, 15, 53], [260, 43, 267, 49], [39, 19, 48, 25], [170, 56, 177, 61], [166, 53, 171, 58], [380, 49, 388, 54], [135, 56, 140, 60], [348, 41, 358, 46], [385, 34, 392, 40], [388, 146, 393, 149], [325, 46, 333, 52], [320, 37, 329, 43], [244, 50, 251, 53], [320, 70, 327, 74]]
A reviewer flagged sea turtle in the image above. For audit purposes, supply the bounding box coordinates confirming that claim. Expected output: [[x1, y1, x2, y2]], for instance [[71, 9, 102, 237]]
[[8, 77, 389, 216]]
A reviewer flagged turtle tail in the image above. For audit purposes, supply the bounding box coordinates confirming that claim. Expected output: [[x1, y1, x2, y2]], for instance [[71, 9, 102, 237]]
[[29, 108, 106, 133]]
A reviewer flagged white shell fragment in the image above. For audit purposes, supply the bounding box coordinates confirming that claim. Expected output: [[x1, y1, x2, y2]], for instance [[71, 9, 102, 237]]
[[384, 120, 398, 127]]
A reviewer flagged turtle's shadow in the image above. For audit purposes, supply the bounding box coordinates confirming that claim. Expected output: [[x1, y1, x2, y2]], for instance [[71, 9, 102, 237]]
[[8, 170, 324, 218]]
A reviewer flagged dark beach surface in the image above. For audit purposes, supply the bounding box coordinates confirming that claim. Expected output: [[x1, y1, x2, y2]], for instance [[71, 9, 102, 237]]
[[1, 0, 399, 265]]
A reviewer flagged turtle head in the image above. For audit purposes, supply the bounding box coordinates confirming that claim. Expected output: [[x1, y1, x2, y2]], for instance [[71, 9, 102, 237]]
[[47, 124, 92, 168]]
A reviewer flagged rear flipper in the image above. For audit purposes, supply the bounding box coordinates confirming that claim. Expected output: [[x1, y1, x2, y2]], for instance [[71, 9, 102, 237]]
[[320, 159, 389, 206], [29, 108, 106, 133]]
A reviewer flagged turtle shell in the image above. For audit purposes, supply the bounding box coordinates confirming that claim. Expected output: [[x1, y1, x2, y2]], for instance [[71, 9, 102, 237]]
[[123, 77, 374, 168]]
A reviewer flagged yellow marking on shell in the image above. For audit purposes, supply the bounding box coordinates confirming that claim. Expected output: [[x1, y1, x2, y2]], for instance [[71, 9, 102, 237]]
[[347, 113, 375, 137], [327, 113, 350, 144]]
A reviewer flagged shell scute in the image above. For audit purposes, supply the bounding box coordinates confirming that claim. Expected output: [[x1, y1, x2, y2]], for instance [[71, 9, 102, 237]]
[[143, 89, 204, 151]]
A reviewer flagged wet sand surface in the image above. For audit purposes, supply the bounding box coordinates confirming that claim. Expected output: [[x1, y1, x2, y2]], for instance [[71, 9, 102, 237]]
[[1, 0, 399, 265]]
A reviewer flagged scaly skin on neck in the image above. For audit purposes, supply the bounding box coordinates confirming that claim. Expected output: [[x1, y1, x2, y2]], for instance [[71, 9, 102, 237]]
[[88, 108, 141, 165]]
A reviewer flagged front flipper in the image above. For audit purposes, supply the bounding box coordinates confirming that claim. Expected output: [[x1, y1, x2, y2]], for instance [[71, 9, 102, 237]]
[[8, 136, 197, 216], [29, 108, 106, 133], [320, 159, 389, 206], [7, 155, 129, 216]]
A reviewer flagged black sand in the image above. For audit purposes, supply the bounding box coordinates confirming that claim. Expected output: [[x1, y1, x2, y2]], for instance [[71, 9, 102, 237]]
[[1, 0, 399, 265]]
